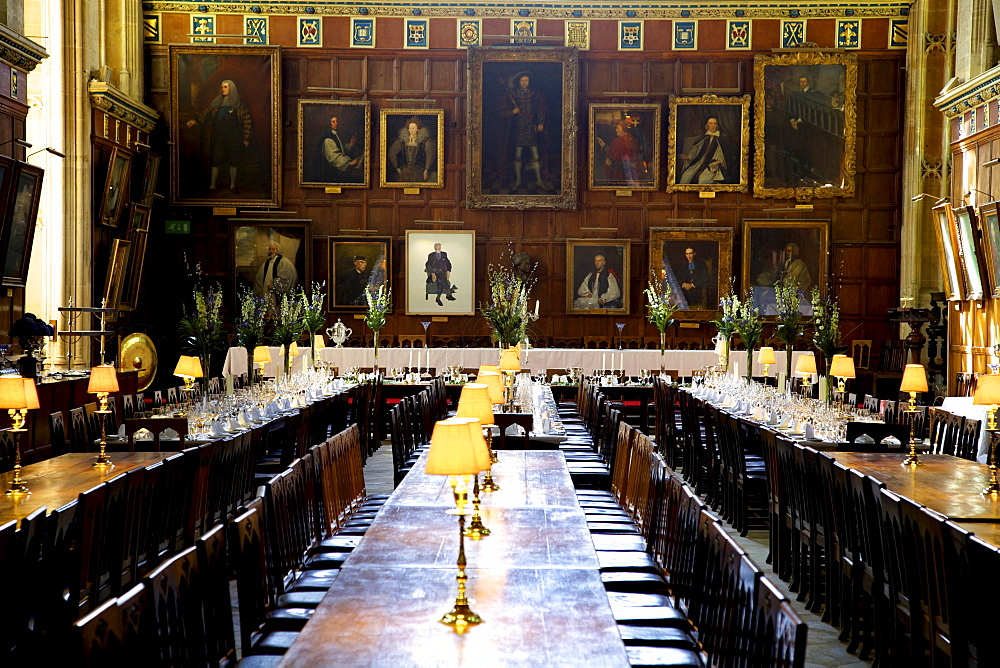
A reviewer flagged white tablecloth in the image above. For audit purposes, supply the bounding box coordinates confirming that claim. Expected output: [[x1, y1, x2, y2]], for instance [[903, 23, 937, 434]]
[[222, 346, 312, 379]]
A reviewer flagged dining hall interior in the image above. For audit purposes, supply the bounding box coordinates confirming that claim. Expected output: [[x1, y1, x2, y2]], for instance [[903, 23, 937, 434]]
[[0, 0, 998, 665]]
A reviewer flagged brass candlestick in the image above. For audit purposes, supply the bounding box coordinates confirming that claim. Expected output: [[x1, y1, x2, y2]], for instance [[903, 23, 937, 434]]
[[900, 394, 924, 467], [984, 407, 1000, 495], [464, 474, 491, 539], [441, 477, 483, 631], [480, 428, 500, 492], [5, 408, 29, 495], [93, 394, 113, 467]]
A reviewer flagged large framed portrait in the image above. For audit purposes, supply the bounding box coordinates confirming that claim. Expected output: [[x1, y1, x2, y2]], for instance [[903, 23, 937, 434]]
[[299, 100, 370, 189], [753, 52, 857, 200], [742, 220, 829, 316], [379, 109, 444, 189], [667, 95, 749, 193], [119, 204, 151, 310], [330, 237, 392, 312], [932, 201, 965, 301], [467, 46, 578, 209], [976, 201, 1000, 299], [231, 220, 310, 312], [566, 240, 630, 315], [953, 205, 986, 300], [649, 227, 733, 320], [405, 230, 475, 316], [97, 147, 132, 227], [101, 238, 131, 311], [169, 45, 282, 207], [1, 162, 44, 289], [588, 103, 660, 191]]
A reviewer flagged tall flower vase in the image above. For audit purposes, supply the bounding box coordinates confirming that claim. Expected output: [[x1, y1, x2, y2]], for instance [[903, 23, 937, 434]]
[[659, 331, 666, 374], [824, 356, 834, 405], [201, 353, 211, 395], [373, 336, 380, 376], [16, 351, 37, 378], [785, 346, 794, 387], [283, 343, 292, 379], [746, 349, 754, 383]]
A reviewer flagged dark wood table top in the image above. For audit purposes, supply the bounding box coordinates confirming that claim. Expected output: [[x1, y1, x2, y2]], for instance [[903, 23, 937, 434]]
[[830, 453, 1000, 522], [955, 522, 1000, 550], [0, 452, 175, 527], [279, 451, 628, 667]]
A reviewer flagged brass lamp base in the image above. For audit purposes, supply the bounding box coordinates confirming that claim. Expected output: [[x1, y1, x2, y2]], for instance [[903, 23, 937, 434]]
[[464, 474, 491, 539], [480, 470, 500, 493], [93, 446, 113, 468], [5, 425, 28, 495], [983, 473, 1000, 496], [439, 602, 484, 631], [5, 474, 29, 495], [901, 439, 924, 467]]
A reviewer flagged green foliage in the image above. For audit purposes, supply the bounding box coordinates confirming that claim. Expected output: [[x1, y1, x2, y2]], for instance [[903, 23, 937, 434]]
[[479, 263, 533, 348], [644, 273, 677, 333], [300, 281, 328, 334], [271, 291, 305, 346], [365, 283, 391, 333]]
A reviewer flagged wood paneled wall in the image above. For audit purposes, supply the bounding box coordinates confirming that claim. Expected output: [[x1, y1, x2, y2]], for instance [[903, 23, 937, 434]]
[[141, 44, 904, 359]]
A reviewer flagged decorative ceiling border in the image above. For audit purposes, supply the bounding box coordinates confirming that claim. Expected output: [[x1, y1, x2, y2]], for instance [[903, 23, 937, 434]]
[[935, 66, 1000, 119], [88, 82, 161, 133], [142, 1, 910, 20], [0, 24, 47, 73]]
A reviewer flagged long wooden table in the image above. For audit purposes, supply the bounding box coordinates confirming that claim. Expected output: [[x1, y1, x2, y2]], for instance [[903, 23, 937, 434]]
[[0, 452, 176, 527], [279, 451, 629, 666]]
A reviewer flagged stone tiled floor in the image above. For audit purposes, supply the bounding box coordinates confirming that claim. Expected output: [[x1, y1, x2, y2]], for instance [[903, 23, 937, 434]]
[[362, 445, 871, 667]]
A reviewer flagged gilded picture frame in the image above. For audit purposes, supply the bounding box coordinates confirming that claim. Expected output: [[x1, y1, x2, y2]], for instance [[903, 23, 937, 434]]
[[667, 94, 749, 193], [231, 219, 311, 312], [953, 204, 986, 300], [753, 52, 857, 200], [169, 44, 282, 207], [976, 201, 1000, 299], [649, 227, 733, 321], [588, 103, 660, 191], [330, 236, 392, 313], [119, 204, 151, 310], [742, 220, 829, 317], [931, 201, 965, 301], [566, 239, 630, 315], [97, 147, 132, 227], [1, 162, 44, 289], [379, 109, 444, 189], [467, 46, 578, 209], [298, 99, 371, 189], [102, 238, 131, 311], [405, 230, 476, 316]]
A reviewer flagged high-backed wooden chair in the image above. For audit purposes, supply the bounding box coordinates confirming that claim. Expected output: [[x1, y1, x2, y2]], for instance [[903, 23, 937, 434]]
[[584, 336, 613, 349], [50, 410, 68, 453], [398, 334, 426, 348], [551, 336, 582, 348], [851, 340, 872, 369]]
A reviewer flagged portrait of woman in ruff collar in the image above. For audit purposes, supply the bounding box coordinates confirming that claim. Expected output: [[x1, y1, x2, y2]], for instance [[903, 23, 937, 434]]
[[379, 110, 445, 188]]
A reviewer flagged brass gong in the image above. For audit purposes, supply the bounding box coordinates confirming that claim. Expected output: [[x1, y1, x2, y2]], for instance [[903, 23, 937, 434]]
[[119, 333, 158, 391]]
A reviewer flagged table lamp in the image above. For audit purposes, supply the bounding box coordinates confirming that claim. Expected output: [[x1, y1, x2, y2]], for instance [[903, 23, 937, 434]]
[[477, 364, 499, 377], [974, 374, 1000, 494], [477, 370, 505, 408], [425, 418, 489, 631], [88, 364, 119, 467], [174, 355, 203, 415], [498, 348, 521, 409], [457, 382, 500, 492], [253, 346, 272, 384], [289, 341, 299, 356], [794, 353, 817, 397], [0, 376, 38, 495], [759, 347, 776, 378], [312, 334, 325, 370], [828, 354, 856, 403], [447, 415, 494, 538], [899, 363, 929, 467]]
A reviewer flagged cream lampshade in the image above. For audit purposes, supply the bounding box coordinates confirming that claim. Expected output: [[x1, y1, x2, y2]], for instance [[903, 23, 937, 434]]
[[447, 417, 492, 472], [289, 341, 300, 356], [758, 347, 777, 366], [477, 371, 505, 405], [425, 419, 487, 476], [899, 364, 928, 393], [794, 353, 817, 376], [0, 376, 36, 494], [173, 355, 203, 379], [253, 346, 272, 364], [974, 374, 1000, 430], [88, 364, 119, 394], [477, 364, 499, 376], [313, 334, 326, 350], [20, 378, 39, 411], [456, 383, 496, 426], [0, 376, 29, 410], [498, 348, 521, 372], [828, 354, 856, 380]]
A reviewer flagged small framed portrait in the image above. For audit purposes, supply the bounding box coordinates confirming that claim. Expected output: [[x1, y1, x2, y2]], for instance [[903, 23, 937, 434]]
[[101, 238, 131, 311], [299, 100, 370, 188], [667, 94, 749, 192], [467, 46, 579, 209], [330, 237, 392, 312], [379, 109, 444, 188], [566, 240, 630, 314], [588, 103, 660, 191], [753, 52, 857, 200], [97, 147, 132, 227], [169, 45, 282, 207], [231, 220, 311, 312], [953, 205, 986, 300], [137, 151, 161, 207], [1, 162, 45, 289], [976, 200, 1000, 299], [742, 220, 830, 316], [119, 204, 152, 311], [649, 227, 733, 320], [932, 201, 965, 301], [405, 230, 476, 316]]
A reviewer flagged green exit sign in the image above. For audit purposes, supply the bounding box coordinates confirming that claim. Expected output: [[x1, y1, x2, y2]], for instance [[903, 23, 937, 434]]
[[165, 220, 190, 235]]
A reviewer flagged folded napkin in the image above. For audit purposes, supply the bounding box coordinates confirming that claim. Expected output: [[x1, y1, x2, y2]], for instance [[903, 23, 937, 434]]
[[769, 410, 779, 425], [209, 420, 226, 438], [804, 423, 815, 439], [854, 433, 876, 444], [117, 424, 126, 439], [238, 411, 250, 427], [227, 417, 241, 432], [282, 397, 292, 411], [265, 401, 279, 417]]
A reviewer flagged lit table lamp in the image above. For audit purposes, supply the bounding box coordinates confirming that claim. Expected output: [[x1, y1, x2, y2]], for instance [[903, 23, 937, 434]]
[[498, 348, 521, 409], [457, 382, 500, 493], [899, 363, 929, 467], [426, 418, 489, 631], [174, 355, 203, 415], [759, 347, 776, 379], [253, 346, 271, 384], [477, 364, 500, 376], [794, 353, 817, 397], [0, 376, 38, 495], [88, 364, 119, 467], [828, 354, 856, 403], [477, 370, 505, 410], [313, 334, 325, 370], [974, 374, 1000, 494], [449, 416, 494, 538]]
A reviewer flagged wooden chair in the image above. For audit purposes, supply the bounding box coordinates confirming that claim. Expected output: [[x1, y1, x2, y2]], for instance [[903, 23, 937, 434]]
[[398, 335, 426, 348], [643, 336, 662, 350], [376, 333, 394, 348], [851, 340, 872, 369], [584, 336, 613, 349], [619, 336, 642, 349], [124, 417, 189, 452], [72, 584, 158, 665], [121, 394, 135, 420], [50, 410, 68, 453], [955, 372, 977, 398], [551, 336, 581, 348], [954, 418, 981, 461], [68, 406, 90, 451], [432, 334, 462, 348]]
